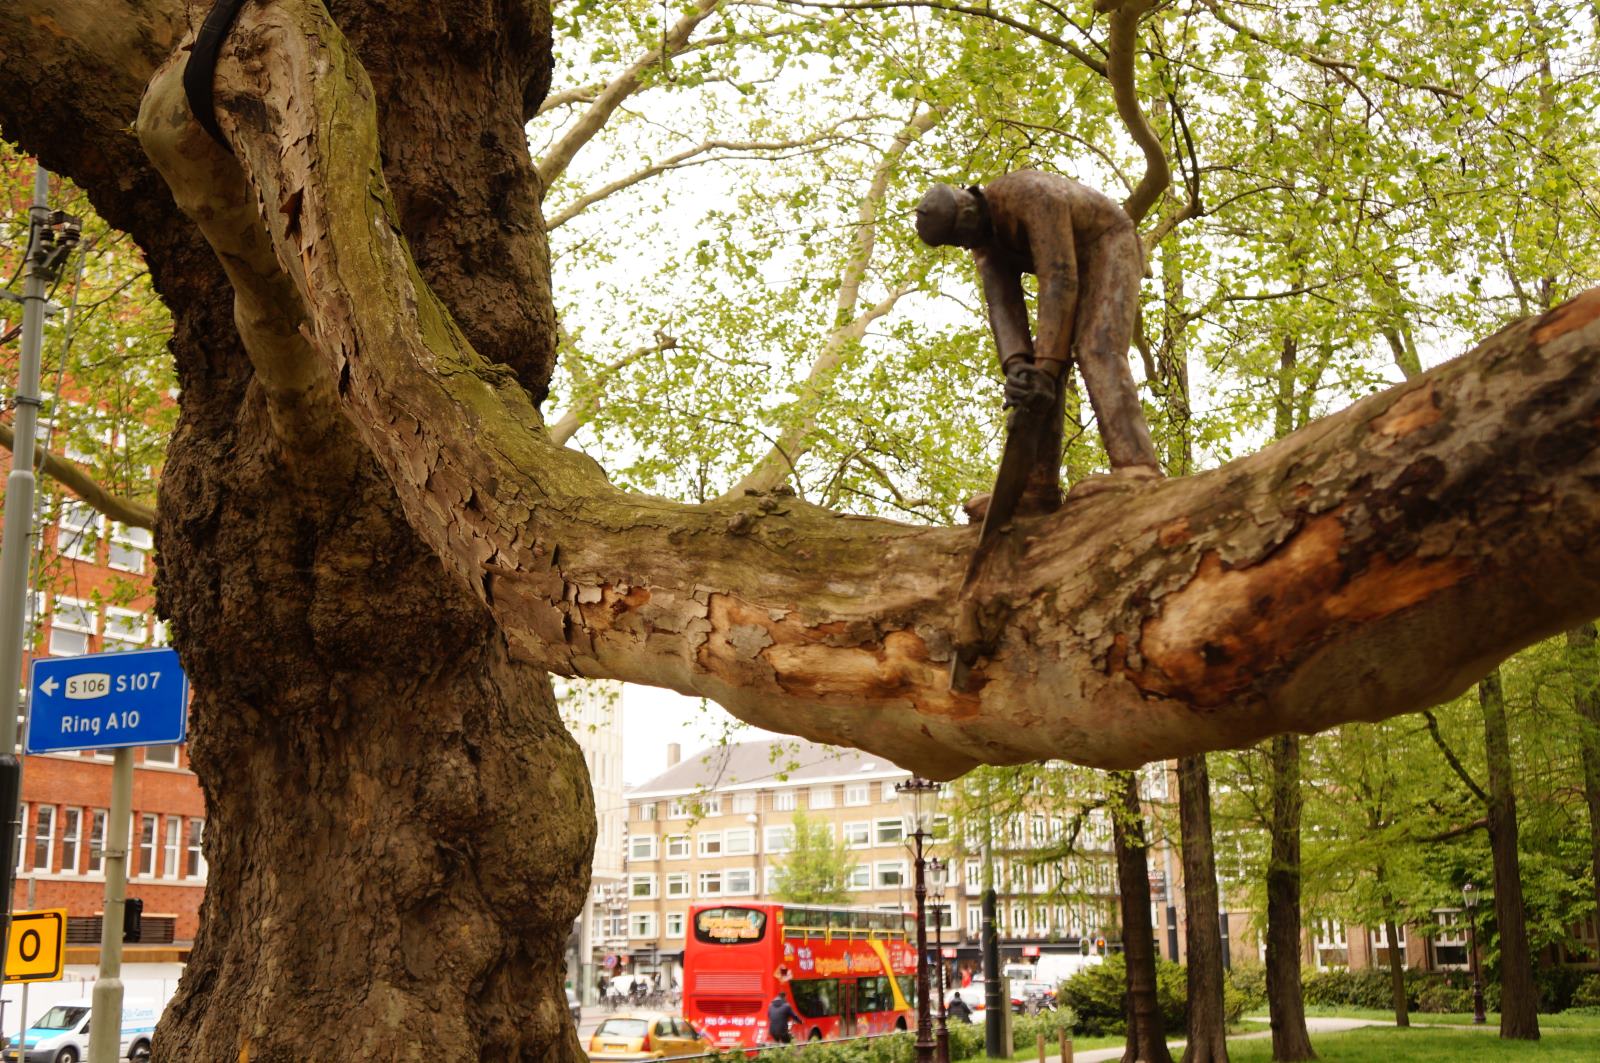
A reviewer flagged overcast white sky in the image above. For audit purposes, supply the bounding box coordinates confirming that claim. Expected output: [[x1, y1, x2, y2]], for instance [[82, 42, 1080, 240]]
[[621, 682, 781, 787]]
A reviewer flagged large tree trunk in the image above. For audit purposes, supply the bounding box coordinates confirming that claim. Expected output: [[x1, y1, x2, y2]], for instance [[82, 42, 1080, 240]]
[[1112, 773, 1174, 1063], [0, 4, 595, 1059], [1567, 623, 1600, 948], [1479, 671, 1540, 1040], [1178, 755, 1228, 1063], [1264, 736, 1315, 1061]]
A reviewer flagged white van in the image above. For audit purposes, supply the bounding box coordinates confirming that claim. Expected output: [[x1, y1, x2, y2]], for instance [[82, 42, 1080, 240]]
[[5, 998, 157, 1063]]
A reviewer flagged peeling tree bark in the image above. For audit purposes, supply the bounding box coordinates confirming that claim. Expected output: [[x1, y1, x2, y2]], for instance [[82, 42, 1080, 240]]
[[122, 0, 1600, 780]]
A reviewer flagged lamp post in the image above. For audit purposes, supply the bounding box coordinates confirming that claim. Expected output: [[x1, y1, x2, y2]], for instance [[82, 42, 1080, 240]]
[[897, 777, 941, 1063], [1462, 883, 1486, 1025], [928, 857, 951, 1063]]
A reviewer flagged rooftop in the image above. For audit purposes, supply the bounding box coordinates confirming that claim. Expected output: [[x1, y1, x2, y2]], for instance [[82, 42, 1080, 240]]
[[627, 737, 910, 798]]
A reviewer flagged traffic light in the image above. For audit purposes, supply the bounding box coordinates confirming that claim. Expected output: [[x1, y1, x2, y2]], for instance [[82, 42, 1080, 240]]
[[123, 897, 143, 943]]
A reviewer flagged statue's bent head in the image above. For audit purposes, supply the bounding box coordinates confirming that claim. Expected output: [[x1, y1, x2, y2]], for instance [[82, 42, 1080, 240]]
[[915, 184, 988, 248]]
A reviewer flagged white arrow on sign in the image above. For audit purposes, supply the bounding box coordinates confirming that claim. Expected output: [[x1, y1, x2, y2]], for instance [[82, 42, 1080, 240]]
[[38, 678, 58, 698]]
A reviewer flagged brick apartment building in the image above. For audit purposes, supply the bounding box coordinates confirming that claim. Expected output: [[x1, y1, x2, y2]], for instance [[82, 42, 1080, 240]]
[[9, 492, 205, 963]]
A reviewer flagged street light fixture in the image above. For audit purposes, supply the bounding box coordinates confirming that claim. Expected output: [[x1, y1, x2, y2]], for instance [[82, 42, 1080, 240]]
[[928, 857, 951, 1063], [897, 777, 941, 1063], [1462, 883, 1486, 1025]]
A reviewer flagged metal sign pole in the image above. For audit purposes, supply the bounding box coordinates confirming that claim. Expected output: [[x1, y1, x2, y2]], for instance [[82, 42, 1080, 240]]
[[0, 167, 53, 990], [87, 747, 133, 1063]]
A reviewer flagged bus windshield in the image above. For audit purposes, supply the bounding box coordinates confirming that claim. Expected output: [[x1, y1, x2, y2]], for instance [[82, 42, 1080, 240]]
[[694, 906, 767, 944]]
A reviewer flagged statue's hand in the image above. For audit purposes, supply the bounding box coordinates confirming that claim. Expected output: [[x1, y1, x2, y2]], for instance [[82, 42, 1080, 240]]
[[1003, 361, 1056, 413]]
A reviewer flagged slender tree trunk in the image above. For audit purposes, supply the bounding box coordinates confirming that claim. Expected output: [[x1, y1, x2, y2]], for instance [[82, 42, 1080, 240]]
[[1113, 773, 1174, 1063], [1265, 736, 1316, 1061], [1178, 756, 1229, 1063], [1567, 623, 1600, 946], [1383, 918, 1408, 1027], [1479, 671, 1540, 1040]]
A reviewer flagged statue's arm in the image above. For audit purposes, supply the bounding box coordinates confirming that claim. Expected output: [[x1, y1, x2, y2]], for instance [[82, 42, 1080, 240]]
[[1026, 218, 1079, 375], [975, 249, 1035, 371]]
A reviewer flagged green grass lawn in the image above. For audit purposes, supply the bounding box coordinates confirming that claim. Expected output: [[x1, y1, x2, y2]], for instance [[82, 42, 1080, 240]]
[[1295, 1005, 1600, 1030], [1226, 1025, 1600, 1061]]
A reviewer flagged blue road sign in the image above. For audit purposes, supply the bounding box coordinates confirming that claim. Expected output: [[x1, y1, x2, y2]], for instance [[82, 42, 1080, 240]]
[[26, 648, 188, 754]]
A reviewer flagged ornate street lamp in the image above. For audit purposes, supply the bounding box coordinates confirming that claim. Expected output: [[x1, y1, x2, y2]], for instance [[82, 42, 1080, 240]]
[[897, 777, 941, 1063], [1462, 883, 1486, 1025], [928, 857, 951, 1063]]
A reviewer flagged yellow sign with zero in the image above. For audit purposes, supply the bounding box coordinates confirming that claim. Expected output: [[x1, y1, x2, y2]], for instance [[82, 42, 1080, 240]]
[[5, 908, 66, 983]]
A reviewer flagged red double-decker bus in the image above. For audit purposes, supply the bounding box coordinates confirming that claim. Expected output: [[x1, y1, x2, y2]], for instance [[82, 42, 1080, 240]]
[[683, 903, 917, 1047]]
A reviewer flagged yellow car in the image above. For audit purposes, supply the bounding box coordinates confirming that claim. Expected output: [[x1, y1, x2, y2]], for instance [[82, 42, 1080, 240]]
[[587, 1011, 708, 1061]]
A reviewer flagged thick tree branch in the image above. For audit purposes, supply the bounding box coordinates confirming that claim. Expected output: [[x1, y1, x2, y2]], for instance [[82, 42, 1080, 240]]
[[536, 0, 725, 193], [143, 0, 1600, 779], [0, 424, 156, 530], [1097, 0, 1170, 226]]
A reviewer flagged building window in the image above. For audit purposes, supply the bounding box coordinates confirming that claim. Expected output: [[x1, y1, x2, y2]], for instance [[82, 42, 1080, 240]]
[[697, 871, 723, 896], [49, 597, 96, 657], [1370, 925, 1406, 967], [144, 745, 180, 767], [697, 832, 723, 857], [668, 799, 691, 819], [88, 809, 107, 874], [967, 906, 982, 936], [57, 500, 102, 562], [670, 795, 721, 819], [629, 874, 658, 900], [108, 523, 153, 574], [31, 805, 54, 872], [964, 859, 981, 895], [732, 793, 756, 814], [629, 835, 658, 862], [847, 864, 871, 890], [723, 828, 755, 856], [773, 790, 796, 812], [844, 822, 870, 848], [185, 819, 205, 878], [764, 825, 794, 853], [880, 781, 901, 803], [1313, 919, 1348, 970], [844, 783, 869, 806], [60, 809, 81, 875], [636, 802, 658, 821], [136, 813, 156, 877], [764, 866, 780, 894], [666, 873, 690, 898], [725, 868, 755, 896], [102, 608, 148, 652], [874, 818, 903, 846], [874, 862, 906, 889], [163, 817, 181, 879], [666, 912, 686, 938], [665, 834, 690, 859], [629, 912, 657, 939], [931, 904, 956, 930], [809, 786, 835, 810]]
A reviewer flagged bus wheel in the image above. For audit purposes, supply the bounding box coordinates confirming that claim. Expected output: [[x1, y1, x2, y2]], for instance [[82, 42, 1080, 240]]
[[809, 1029, 823, 1042], [895, 1018, 907, 1032]]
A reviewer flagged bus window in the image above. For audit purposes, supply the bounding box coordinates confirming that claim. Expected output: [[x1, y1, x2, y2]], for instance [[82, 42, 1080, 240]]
[[896, 975, 917, 1007], [829, 911, 853, 937], [857, 975, 891, 1013], [694, 907, 767, 944], [791, 978, 841, 1018]]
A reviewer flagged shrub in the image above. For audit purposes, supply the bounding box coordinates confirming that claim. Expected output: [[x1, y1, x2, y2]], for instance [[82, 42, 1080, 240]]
[[1534, 966, 1589, 1013], [1417, 984, 1473, 1014], [1571, 974, 1600, 1010], [1227, 964, 1267, 1012]]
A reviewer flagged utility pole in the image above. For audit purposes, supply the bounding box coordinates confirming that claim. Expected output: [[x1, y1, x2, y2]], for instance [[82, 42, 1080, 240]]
[[0, 167, 79, 987]]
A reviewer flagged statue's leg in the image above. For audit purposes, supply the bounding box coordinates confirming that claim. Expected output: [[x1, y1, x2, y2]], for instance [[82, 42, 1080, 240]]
[[1019, 371, 1068, 514], [1074, 227, 1160, 470]]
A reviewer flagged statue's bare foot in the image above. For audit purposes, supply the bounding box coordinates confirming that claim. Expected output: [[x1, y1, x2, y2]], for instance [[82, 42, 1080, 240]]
[[1065, 464, 1162, 502]]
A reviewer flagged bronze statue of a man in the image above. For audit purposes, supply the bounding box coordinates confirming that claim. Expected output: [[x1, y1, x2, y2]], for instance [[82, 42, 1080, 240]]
[[916, 171, 1160, 515]]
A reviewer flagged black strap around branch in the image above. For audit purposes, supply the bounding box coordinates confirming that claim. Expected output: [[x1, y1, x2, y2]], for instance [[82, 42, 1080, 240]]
[[182, 0, 252, 150]]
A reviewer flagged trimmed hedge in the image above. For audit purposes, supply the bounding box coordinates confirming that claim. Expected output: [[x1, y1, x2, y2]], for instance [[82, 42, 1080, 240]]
[[703, 1009, 1080, 1063]]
